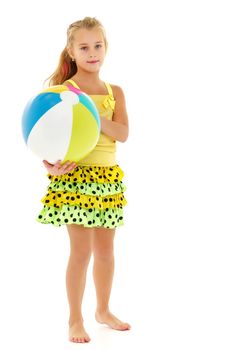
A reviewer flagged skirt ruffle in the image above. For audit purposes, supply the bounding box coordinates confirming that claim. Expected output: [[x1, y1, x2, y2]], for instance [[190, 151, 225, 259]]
[[46, 164, 124, 183], [47, 180, 126, 197], [37, 205, 124, 228], [37, 164, 127, 228]]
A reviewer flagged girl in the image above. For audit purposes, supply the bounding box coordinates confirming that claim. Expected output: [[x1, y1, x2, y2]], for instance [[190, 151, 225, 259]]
[[37, 17, 130, 343]]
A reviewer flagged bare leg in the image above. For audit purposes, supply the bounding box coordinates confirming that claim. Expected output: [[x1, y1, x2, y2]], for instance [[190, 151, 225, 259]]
[[66, 224, 93, 343], [92, 227, 131, 331]]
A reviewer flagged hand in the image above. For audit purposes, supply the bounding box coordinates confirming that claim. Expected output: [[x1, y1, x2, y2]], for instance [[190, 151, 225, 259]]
[[42, 160, 77, 176]]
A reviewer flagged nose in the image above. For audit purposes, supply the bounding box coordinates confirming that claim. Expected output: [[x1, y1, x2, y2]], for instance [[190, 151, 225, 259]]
[[89, 50, 96, 58]]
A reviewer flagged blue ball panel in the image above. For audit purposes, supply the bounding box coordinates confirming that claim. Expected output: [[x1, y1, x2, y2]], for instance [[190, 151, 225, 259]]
[[22, 92, 62, 142], [79, 94, 101, 129]]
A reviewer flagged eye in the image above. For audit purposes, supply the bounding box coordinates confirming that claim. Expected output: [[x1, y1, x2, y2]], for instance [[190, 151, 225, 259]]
[[96, 44, 102, 49], [80, 46, 88, 51]]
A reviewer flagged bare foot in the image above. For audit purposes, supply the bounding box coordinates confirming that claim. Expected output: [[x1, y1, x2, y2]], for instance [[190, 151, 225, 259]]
[[95, 310, 131, 331], [69, 320, 91, 343]]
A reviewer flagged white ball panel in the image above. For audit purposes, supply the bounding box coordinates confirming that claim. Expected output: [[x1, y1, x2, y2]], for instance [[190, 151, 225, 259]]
[[60, 91, 79, 105], [27, 102, 73, 163]]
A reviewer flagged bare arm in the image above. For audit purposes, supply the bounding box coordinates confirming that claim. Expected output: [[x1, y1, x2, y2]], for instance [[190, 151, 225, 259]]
[[100, 85, 129, 142]]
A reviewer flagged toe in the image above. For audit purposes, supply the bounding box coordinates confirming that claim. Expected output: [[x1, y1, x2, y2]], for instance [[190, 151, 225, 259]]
[[121, 323, 130, 330]]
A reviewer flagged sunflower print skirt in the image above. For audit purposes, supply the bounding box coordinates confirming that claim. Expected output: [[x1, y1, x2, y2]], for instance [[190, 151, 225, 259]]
[[36, 164, 127, 228]]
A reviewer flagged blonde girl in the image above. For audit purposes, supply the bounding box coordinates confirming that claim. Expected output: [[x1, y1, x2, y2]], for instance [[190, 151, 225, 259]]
[[37, 17, 130, 343]]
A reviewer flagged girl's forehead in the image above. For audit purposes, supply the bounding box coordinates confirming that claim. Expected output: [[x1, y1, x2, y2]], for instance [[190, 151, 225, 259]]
[[73, 28, 104, 44]]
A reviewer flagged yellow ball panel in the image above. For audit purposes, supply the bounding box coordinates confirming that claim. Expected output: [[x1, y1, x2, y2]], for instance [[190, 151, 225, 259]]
[[40, 85, 69, 94], [63, 103, 99, 163]]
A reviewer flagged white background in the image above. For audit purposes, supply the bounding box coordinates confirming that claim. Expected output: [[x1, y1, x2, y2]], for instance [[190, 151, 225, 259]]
[[0, 0, 232, 349]]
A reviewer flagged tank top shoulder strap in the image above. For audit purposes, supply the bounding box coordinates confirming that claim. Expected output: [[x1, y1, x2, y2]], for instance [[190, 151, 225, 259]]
[[65, 79, 114, 99], [104, 82, 114, 98], [65, 79, 80, 89]]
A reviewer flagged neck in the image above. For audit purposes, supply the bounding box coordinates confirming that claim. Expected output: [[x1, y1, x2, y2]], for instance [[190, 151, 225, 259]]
[[72, 70, 101, 86]]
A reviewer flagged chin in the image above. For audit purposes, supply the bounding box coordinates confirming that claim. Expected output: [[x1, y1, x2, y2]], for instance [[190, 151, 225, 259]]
[[85, 67, 101, 73]]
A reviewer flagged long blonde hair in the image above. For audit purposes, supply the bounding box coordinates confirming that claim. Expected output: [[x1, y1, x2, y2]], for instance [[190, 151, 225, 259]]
[[45, 17, 108, 87]]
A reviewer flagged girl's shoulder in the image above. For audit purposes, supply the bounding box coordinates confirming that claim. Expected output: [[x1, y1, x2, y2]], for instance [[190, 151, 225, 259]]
[[62, 80, 70, 86], [110, 84, 123, 93], [110, 84, 126, 102]]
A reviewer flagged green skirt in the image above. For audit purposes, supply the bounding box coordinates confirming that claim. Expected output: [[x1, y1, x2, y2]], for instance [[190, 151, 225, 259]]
[[36, 164, 127, 228]]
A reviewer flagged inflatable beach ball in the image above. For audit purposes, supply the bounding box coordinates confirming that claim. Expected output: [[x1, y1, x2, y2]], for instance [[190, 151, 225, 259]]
[[22, 84, 100, 164]]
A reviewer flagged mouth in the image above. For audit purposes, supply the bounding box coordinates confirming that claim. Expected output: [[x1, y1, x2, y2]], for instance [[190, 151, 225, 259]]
[[87, 60, 99, 64]]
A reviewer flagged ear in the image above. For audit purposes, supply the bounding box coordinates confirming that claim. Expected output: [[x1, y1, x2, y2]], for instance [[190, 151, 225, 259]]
[[66, 46, 74, 60]]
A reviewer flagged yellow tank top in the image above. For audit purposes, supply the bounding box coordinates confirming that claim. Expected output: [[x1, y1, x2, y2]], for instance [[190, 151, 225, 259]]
[[65, 79, 117, 167]]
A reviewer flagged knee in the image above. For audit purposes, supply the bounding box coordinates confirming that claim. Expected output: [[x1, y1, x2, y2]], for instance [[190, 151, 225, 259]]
[[93, 247, 114, 262], [70, 249, 92, 266]]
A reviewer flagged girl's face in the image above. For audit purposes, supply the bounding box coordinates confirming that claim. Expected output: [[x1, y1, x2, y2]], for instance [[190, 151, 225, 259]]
[[70, 28, 106, 73]]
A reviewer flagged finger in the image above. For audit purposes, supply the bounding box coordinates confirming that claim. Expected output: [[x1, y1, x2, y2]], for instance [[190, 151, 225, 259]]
[[43, 160, 53, 169], [61, 163, 76, 174], [54, 160, 62, 166], [67, 164, 76, 172], [67, 162, 76, 168], [53, 160, 62, 170], [71, 163, 77, 169], [43, 160, 51, 166], [60, 164, 70, 173], [58, 160, 68, 168], [64, 161, 71, 167], [69, 162, 77, 168], [63, 161, 74, 169]]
